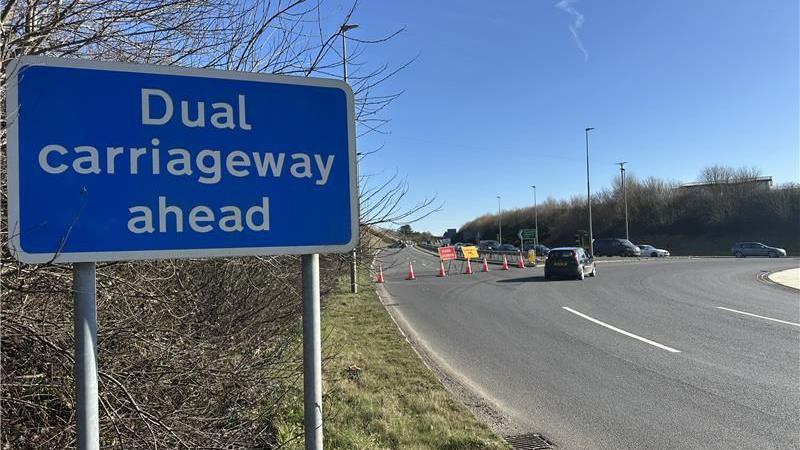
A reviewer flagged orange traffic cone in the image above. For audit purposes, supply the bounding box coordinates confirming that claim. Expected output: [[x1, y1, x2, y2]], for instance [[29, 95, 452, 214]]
[[481, 256, 490, 272], [517, 252, 526, 268], [464, 259, 473, 275], [437, 261, 447, 277], [377, 264, 385, 283], [501, 254, 510, 270], [405, 261, 416, 280]]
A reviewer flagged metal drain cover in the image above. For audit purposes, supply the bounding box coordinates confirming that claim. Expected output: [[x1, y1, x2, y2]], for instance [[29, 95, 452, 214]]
[[504, 433, 554, 450]]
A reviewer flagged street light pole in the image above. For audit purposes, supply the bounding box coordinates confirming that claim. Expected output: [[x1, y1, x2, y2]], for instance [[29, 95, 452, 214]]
[[341, 23, 358, 295], [497, 196, 502, 245], [341, 24, 358, 81], [531, 185, 538, 248], [617, 162, 629, 241], [585, 127, 594, 256]]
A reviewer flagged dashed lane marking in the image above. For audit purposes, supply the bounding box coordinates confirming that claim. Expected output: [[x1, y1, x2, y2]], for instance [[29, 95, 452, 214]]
[[562, 307, 682, 353], [716, 306, 800, 328]]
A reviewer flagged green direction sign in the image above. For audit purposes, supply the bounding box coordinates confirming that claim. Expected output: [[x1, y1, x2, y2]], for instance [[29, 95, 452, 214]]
[[518, 229, 537, 240]]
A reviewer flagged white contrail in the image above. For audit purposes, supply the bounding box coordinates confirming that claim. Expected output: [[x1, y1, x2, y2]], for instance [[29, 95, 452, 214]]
[[555, 0, 589, 61]]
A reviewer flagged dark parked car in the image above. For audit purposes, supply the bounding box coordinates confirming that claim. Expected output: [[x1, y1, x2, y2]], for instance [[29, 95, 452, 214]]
[[593, 238, 641, 257], [732, 242, 787, 258], [522, 243, 551, 256], [498, 244, 519, 252], [545, 247, 596, 280], [478, 240, 501, 251], [534, 244, 550, 256]]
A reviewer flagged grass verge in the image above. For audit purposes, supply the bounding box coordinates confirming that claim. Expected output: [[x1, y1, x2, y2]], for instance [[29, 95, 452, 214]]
[[274, 273, 509, 449]]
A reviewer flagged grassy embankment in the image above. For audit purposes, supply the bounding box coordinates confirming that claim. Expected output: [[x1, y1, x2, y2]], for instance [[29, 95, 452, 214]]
[[274, 274, 509, 449]]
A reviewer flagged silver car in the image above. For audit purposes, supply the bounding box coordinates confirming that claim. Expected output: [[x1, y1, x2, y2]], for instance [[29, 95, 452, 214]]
[[732, 242, 787, 258], [638, 244, 670, 257]]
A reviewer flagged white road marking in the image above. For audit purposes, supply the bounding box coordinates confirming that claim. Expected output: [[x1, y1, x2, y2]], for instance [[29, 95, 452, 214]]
[[562, 307, 682, 353], [716, 307, 800, 328]]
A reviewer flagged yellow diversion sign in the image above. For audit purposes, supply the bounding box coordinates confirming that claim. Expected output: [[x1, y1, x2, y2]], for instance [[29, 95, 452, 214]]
[[461, 246, 479, 260]]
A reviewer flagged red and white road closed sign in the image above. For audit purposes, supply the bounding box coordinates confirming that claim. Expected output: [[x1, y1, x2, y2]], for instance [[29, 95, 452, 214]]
[[438, 246, 457, 261]]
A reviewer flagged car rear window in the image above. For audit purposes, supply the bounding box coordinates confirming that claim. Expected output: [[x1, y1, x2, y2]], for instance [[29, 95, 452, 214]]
[[549, 250, 575, 259]]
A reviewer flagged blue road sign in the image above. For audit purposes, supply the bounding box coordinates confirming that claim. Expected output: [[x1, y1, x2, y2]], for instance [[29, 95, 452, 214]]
[[6, 57, 358, 263]]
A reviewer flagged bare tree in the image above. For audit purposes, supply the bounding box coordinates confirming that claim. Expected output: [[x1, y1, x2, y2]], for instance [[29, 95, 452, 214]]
[[458, 165, 797, 255], [700, 165, 737, 185]]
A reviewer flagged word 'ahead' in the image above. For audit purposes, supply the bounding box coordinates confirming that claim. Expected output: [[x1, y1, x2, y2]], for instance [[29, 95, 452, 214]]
[[6, 56, 358, 263]]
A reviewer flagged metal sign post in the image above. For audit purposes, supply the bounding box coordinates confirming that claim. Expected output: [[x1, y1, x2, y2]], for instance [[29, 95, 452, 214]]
[[302, 254, 322, 450], [73, 262, 99, 450]]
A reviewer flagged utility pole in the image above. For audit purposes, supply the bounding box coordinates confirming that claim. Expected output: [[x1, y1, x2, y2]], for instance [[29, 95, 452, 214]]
[[341, 23, 359, 295], [617, 162, 629, 241], [585, 127, 594, 256], [530, 185, 538, 249], [497, 195, 502, 245]]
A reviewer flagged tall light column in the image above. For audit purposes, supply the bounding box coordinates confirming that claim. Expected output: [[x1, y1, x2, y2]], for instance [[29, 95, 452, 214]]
[[585, 127, 594, 256], [531, 185, 538, 248], [497, 196, 502, 245], [617, 161, 629, 241], [341, 23, 359, 294]]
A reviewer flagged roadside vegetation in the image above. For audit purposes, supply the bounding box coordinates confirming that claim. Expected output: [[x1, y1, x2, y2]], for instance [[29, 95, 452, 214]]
[[0, 0, 438, 447], [274, 274, 509, 450], [457, 165, 800, 255]]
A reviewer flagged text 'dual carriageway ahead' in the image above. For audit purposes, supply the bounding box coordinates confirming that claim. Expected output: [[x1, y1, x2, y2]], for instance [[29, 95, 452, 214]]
[[6, 57, 358, 263]]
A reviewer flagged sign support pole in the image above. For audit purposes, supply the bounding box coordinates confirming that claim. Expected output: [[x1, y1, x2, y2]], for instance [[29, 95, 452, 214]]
[[350, 249, 358, 294], [73, 262, 100, 450], [302, 254, 323, 450]]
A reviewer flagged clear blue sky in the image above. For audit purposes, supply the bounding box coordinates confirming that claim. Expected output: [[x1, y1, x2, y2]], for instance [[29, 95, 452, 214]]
[[337, 0, 799, 235]]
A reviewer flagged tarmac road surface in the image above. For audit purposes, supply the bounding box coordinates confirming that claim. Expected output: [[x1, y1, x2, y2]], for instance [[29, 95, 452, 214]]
[[375, 246, 800, 449]]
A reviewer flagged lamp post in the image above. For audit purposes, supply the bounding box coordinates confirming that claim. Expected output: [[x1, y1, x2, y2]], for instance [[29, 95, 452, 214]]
[[617, 162, 629, 241], [341, 23, 358, 295], [585, 127, 594, 256], [497, 196, 502, 245], [340, 23, 358, 81], [530, 185, 538, 248]]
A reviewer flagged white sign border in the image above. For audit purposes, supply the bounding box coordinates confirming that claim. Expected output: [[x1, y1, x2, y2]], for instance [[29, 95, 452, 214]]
[[5, 56, 359, 264]]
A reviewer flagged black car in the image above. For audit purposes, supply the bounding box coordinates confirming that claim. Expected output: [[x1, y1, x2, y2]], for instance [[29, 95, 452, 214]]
[[534, 244, 550, 256], [544, 247, 596, 280], [522, 243, 550, 256], [498, 244, 519, 252], [593, 238, 641, 257]]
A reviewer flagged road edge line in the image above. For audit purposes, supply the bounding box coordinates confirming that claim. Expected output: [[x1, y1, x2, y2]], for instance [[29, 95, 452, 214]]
[[372, 251, 524, 436], [759, 267, 800, 293]]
